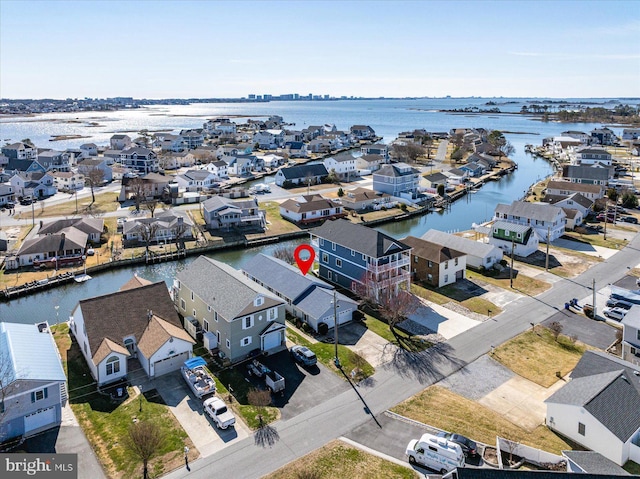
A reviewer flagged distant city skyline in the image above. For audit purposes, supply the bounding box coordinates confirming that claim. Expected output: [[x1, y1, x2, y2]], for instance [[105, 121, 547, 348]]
[[1, 0, 639, 99]]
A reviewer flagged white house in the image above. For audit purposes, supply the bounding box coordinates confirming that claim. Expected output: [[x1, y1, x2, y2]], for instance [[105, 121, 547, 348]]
[[52, 171, 85, 191], [546, 180, 604, 201], [175, 170, 219, 192], [204, 160, 229, 179], [110, 134, 132, 150], [10, 171, 57, 198], [323, 156, 358, 181], [253, 129, 284, 148], [279, 194, 346, 225], [621, 305, 640, 367], [421, 229, 503, 270], [545, 350, 640, 467], [79, 143, 98, 156], [488, 221, 540, 257], [70, 280, 195, 386], [77, 158, 113, 183], [494, 201, 566, 242], [572, 145, 613, 166]]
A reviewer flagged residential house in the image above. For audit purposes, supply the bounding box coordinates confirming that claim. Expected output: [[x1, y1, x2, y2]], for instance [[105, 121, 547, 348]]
[[253, 129, 285, 149], [179, 129, 204, 149], [0, 322, 67, 441], [360, 143, 389, 160], [77, 157, 113, 183], [459, 162, 485, 177], [350, 125, 376, 140], [372, 162, 420, 197], [202, 196, 266, 231], [0, 153, 8, 168], [563, 164, 614, 186], [10, 171, 57, 198], [444, 168, 469, 186], [283, 130, 304, 143], [70, 280, 195, 386], [173, 256, 287, 363], [340, 187, 392, 211], [283, 141, 307, 158], [302, 125, 325, 141], [4, 158, 46, 176], [546, 179, 604, 201], [621, 305, 640, 367], [310, 219, 411, 298], [421, 229, 503, 270], [203, 118, 237, 136], [466, 152, 497, 170], [561, 208, 584, 231], [275, 164, 329, 187], [52, 171, 85, 191], [494, 201, 566, 242], [79, 143, 98, 156], [223, 154, 255, 177], [160, 151, 196, 170], [423, 172, 449, 193], [488, 221, 539, 257], [545, 350, 640, 466], [120, 147, 158, 174], [153, 133, 185, 153], [590, 127, 617, 146], [110, 134, 132, 150], [175, 170, 219, 192], [15, 228, 88, 267], [541, 193, 593, 218], [39, 217, 104, 244], [279, 194, 346, 225], [37, 150, 71, 172], [401, 236, 466, 288], [622, 128, 640, 141], [561, 130, 591, 144], [307, 138, 332, 153], [324, 156, 358, 181], [102, 149, 123, 165], [356, 154, 385, 172], [572, 145, 613, 166], [257, 153, 284, 169], [216, 144, 252, 158], [563, 450, 631, 476], [204, 160, 229, 179], [0, 183, 16, 206], [242, 254, 358, 332], [118, 173, 172, 201], [122, 211, 194, 246], [1, 142, 38, 160]]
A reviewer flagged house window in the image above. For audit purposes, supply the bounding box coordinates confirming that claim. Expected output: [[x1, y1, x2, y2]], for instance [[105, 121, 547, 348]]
[[226, 339, 231, 349], [322, 253, 328, 263], [193, 309, 196, 317], [414, 256, 418, 263], [106, 356, 120, 376], [31, 388, 48, 403], [454, 258, 458, 266], [445, 261, 449, 269], [207, 305, 211, 312], [243, 316, 253, 329], [203, 320, 209, 332], [336, 258, 342, 268], [351, 250, 355, 256], [444, 274, 449, 283], [191, 291, 194, 301], [180, 299, 185, 310], [319, 239, 324, 246], [328, 271, 333, 281], [637, 330, 640, 341], [332, 242, 336, 251], [241, 336, 252, 347], [214, 311, 218, 322], [578, 422, 585, 436], [428, 261, 432, 268], [255, 296, 264, 307], [268, 308, 276, 321]]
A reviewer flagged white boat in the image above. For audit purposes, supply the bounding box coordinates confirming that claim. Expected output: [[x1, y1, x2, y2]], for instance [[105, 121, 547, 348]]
[[74, 274, 92, 283], [181, 357, 216, 398]]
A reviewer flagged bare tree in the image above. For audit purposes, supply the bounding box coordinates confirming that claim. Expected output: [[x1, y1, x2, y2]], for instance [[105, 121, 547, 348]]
[[392, 143, 426, 164], [548, 321, 563, 342], [247, 388, 280, 447], [139, 222, 160, 257], [172, 217, 190, 251], [192, 149, 215, 165], [272, 245, 296, 264], [0, 350, 17, 440], [143, 199, 159, 218], [125, 421, 165, 479], [488, 130, 515, 161], [85, 167, 106, 205], [128, 178, 150, 211]]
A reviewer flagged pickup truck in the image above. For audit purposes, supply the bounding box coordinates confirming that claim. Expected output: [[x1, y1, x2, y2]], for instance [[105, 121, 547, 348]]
[[203, 397, 236, 430]]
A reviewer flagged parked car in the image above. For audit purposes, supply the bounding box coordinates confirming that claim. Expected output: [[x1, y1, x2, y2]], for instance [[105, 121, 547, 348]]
[[602, 307, 627, 321], [621, 216, 638, 224], [438, 432, 478, 457], [596, 213, 615, 222], [290, 345, 317, 367], [606, 298, 633, 310], [203, 396, 236, 429]]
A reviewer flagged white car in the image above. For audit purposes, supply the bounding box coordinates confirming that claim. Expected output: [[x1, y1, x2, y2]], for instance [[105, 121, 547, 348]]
[[603, 307, 627, 321]]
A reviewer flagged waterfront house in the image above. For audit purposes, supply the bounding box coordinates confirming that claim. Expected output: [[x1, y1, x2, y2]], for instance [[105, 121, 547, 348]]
[[572, 145, 612, 166], [153, 133, 185, 152], [38, 217, 104, 243], [37, 150, 71, 172], [173, 256, 287, 363], [275, 164, 329, 187], [70, 280, 194, 386], [15, 228, 88, 268], [10, 171, 57, 199], [175, 170, 219, 192], [444, 168, 469, 186], [253, 129, 285, 149], [561, 165, 612, 187], [202, 196, 266, 231], [110, 134, 132, 150], [52, 171, 85, 192], [203, 118, 237, 136], [561, 130, 591, 144], [356, 154, 385, 172], [309, 219, 411, 298], [120, 147, 159, 174], [401, 236, 466, 288], [256, 153, 285, 169], [372, 162, 420, 197], [283, 141, 307, 158], [222, 154, 254, 176], [422, 172, 449, 193], [302, 125, 324, 141], [118, 172, 172, 201], [466, 152, 497, 170], [546, 179, 604, 201], [242, 254, 358, 332], [0, 322, 67, 441], [122, 211, 194, 246], [488, 221, 539, 257], [79, 143, 98, 156], [204, 160, 229, 179], [4, 158, 46, 176], [0, 183, 16, 206], [459, 162, 485, 177], [324, 156, 358, 181], [621, 305, 640, 367], [1, 142, 38, 161], [622, 128, 640, 141], [279, 194, 346, 225], [340, 187, 392, 211], [494, 201, 566, 242], [541, 192, 593, 218], [360, 143, 388, 160], [590, 127, 618, 146], [421, 229, 503, 270], [307, 138, 332, 153], [545, 350, 640, 466], [179, 129, 204, 149], [350, 125, 376, 140], [77, 157, 113, 183]]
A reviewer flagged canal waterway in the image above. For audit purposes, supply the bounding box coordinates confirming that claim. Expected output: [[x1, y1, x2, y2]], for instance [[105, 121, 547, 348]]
[[0, 99, 629, 324]]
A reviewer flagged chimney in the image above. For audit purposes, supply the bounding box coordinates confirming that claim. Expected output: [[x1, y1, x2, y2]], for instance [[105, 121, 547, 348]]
[[147, 309, 153, 322]]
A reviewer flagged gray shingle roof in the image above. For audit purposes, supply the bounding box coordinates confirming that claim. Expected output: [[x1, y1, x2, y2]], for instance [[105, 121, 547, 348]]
[[311, 219, 410, 258], [294, 286, 357, 320], [562, 451, 630, 475], [495, 201, 565, 223], [279, 164, 328, 180], [421, 229, 500, 259], [562, 165, 611, 182], [280, 195, 337, 213], [545, 370, 622, 406], [401, 236, 465, 263], [18, 228, 88, 255], [176, 256, 284, 321]]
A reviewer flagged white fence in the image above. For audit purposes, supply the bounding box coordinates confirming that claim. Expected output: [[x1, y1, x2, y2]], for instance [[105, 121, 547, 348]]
[[497, 437, 564, 468]]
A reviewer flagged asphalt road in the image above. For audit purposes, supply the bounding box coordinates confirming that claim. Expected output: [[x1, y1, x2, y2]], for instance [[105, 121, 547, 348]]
[[162, 231, 640, 479]]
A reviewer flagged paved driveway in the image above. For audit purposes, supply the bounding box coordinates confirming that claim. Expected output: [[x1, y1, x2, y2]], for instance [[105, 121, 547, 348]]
[[403, 298, 481, 339], [154, 372, 252, 458], [542, 310, 618, 350]]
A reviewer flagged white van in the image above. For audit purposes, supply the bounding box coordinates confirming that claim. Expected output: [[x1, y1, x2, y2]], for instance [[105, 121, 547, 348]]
[[406, 432, 465, 474]]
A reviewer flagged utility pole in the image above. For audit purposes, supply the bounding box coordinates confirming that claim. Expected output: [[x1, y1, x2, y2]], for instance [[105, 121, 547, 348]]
[[604, 200, 608, 240], [545, 226, 550, 271], [510, 238, 515, 288], [592, 278, 597, 320], [31, 200, 35, 226], [333, 289, 340, 369]]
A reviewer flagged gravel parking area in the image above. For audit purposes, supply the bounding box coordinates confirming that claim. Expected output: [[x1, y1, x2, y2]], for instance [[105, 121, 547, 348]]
[[439, 355, 514, 401]]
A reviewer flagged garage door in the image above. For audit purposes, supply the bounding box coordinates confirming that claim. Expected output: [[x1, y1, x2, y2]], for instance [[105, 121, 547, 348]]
[[24, 407, 57, 435], [153, 351, 190, 377], [262, 330, 281, 351]]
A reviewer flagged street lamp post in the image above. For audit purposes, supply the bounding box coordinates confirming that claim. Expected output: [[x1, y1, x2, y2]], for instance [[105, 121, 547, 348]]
[[332, 290, 340, 369]]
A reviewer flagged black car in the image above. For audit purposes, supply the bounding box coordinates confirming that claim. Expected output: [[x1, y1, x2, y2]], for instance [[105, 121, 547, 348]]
[[621, 216, 638, 224], [439, 432, 478, 457]]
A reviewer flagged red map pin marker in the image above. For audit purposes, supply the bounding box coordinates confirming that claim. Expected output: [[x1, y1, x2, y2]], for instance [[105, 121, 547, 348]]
[[294, 244, 315, 275]]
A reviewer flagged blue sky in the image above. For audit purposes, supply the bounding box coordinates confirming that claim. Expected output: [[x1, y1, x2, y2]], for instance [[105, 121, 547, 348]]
[[1, 0, 639, 99]]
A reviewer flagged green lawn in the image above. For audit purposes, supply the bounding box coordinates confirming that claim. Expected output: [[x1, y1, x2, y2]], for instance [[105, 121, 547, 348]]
[[53, 324, 193, 479], [411, 282, 502, 316], [624, 461, 640, 475]]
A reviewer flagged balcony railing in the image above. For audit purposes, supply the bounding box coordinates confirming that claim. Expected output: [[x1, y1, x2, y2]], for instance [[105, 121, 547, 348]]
[[368, 256, 410, 274]]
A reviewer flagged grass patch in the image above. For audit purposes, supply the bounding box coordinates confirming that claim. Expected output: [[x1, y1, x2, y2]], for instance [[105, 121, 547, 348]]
[[492, 327, 588, 388], [257, 201, 303, 235], [264, 440, 419, 479], [286, 328, 375, 378], [563, 230, 628, 250], [362, 313, 397, 343], [410, 283, 449, 305], [460, 297, 503, 316], [466, 270, 551, 296], [411, 283, 502, 316], [624, 461, 640, 475], [391, 386, 573, 454], [53, 324, 193, 479], [15, 191, 120, 219]]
